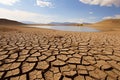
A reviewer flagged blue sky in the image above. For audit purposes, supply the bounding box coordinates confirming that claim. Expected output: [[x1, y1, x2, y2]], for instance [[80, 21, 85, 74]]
[[0, 0, 120, 23]]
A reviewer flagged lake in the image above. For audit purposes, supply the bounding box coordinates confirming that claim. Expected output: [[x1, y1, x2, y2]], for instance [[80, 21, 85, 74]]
[[31, 26, 99, 32]]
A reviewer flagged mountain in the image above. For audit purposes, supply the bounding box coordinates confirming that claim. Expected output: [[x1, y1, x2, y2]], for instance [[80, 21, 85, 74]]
[[82, 23, 91, 25], [22, 21, 36, 24], [50, 22, 80, 24], [49, 22, 83, 26], [50, 22, 63, 24], [0, 19, 24, 25], [50, 22, 77, 24]]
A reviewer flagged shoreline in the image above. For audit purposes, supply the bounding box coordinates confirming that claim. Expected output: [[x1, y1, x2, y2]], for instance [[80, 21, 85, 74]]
[[25, 24, 120, 32]]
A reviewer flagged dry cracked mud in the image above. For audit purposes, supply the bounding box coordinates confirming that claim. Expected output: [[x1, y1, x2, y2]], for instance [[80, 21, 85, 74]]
[[0, 27, 120, 80]]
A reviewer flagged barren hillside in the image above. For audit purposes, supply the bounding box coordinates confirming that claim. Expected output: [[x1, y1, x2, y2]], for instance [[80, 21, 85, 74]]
[[88, 19, 120, 31], [0, 19, 24, 25]]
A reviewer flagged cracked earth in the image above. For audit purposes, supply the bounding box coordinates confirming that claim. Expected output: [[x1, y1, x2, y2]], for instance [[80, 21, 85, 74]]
[[0, 28, 120, 80]]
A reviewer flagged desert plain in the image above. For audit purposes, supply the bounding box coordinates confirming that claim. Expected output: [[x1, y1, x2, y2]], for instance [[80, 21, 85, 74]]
[[0, 19, 120, 80]]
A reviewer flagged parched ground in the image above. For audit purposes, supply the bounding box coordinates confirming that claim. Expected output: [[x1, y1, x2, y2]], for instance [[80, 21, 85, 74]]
[[0, 26, 120, 80]]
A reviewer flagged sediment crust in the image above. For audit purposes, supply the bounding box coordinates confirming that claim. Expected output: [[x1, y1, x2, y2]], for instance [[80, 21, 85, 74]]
[[0, 25, 120, 80]]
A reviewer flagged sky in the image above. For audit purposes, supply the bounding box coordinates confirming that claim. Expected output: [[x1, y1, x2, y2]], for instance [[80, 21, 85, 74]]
[[0, 0, 120, 23]]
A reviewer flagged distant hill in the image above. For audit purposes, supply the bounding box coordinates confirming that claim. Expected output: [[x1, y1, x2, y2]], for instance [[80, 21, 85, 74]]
[[93, 19, 120, 26], [88, 19, 120, 31], [82, 23, 91, 25], [0, 19, 24, 25], [50, 22, 78, 24], [22, 21, 36, 24], [49, 22, 83, 26]]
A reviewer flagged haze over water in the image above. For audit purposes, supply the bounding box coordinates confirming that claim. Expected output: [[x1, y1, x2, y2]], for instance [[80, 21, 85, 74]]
[[31, 26, 99, 32]]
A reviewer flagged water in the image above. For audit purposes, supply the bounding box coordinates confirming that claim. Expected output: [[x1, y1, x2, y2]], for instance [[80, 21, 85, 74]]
[[31, 26, 99, 32]]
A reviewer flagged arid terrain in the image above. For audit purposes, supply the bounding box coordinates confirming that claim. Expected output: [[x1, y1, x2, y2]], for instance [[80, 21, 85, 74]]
[[0, 19, 120, 80], [87, 19, 120, 31]]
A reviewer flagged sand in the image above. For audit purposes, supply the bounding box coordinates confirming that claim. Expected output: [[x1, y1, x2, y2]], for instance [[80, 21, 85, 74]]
[[86, 19, 120, 31], [0, 25, 120, 80]]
